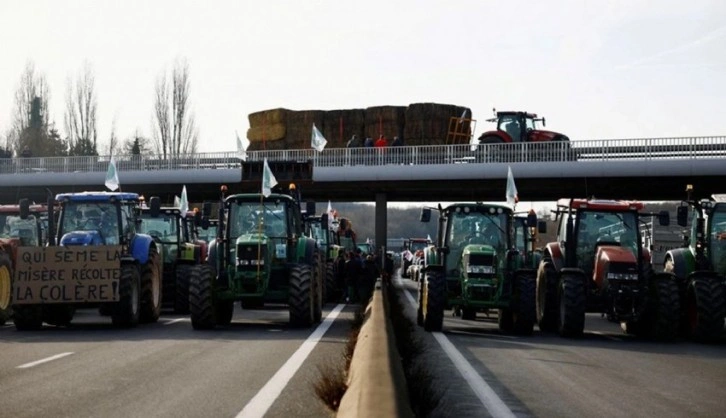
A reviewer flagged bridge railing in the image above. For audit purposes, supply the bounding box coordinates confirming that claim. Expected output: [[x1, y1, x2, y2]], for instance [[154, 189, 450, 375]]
[[0, 136, 724, 174]]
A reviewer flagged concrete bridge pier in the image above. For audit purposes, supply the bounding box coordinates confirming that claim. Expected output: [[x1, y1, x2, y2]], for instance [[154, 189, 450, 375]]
[[375, 193, 388, 261]]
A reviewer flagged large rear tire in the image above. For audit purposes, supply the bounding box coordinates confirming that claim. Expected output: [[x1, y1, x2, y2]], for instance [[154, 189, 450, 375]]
[[513, 273, 536, 335], [13, 305, 43, 330], [190, 265, 216, 330], [289, 264, 314, 327], [312, 254, 323, 323], [112, 264, 141, 328], [558, 274, 585, 337], [174, 264, 192, 314], [324, 261, 336, 303], [684, 275, 725, 342], [423, 271, 445, 332], [536, 261, 559, 332], [140, 247, 162, 323], [0, 254, 13, 325], [626, 275, 680, 340]]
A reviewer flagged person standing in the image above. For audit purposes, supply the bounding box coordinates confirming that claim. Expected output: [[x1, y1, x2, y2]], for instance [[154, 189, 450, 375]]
[[346, 134, 361, 148], [363, 137, 374, 148], [391, 136, 403, 147], [374, 134, 388, 148]]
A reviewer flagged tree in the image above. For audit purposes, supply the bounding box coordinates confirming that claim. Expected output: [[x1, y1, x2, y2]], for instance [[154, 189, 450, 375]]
[[123, 129, 152, 156], [17, 98, 67, 157], [151, 58, 198, 159], [10, 61, 50, 153], [64, 62, 98, 156]]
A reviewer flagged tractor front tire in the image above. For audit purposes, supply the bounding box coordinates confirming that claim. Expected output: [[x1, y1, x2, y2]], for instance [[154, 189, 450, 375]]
[[190, 265, 217, 330], [684, 275, 725, 342], [536, 261, 559, 332], [174, 264, 192, 314], [289, 265, 314, 328], [423, 271, 445, 332], [0, 254, 13, 325], [112, 264, 141, 328], [325, 261, 336, 303], [627, 275, 679, 341], [140, 247, 162, 323], [513, 273, 536, 335], [558, 274, 585, 337]]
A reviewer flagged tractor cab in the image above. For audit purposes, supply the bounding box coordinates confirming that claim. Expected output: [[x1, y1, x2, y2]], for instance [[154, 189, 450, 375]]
[[486, 111, 544, 143]]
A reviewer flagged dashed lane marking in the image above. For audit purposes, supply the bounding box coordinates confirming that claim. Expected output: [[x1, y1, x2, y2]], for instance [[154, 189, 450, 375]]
[[162, 318, 188, 325], [17, 352, 75, 369]]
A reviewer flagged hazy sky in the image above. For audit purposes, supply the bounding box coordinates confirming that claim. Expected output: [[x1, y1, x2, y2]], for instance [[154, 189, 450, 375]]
[[1, 0, 725, 154]]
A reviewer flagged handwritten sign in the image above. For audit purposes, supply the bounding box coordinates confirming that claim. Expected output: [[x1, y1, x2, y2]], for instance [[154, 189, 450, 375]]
[[13, 246, 122, 304]]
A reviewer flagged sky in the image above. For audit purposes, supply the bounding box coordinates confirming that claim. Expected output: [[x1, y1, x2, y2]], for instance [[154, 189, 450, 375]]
[[1, 0, 725, 155]]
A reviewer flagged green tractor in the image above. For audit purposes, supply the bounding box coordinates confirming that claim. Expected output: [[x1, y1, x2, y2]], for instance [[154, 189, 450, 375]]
[[664, 188, 726, 341], [417, 202, 541, 334], [304, 212, 344, 303], [190, 186, 324, 329], [139, 206, 207, 313]]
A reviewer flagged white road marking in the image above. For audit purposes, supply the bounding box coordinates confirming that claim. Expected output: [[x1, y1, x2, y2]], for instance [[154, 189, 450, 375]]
[[402, 287, 515, 418], [236, 304, 346, 418], [590, 331, 622, 342], [17, 352, 74, 369], [162, 318, 188, 325]]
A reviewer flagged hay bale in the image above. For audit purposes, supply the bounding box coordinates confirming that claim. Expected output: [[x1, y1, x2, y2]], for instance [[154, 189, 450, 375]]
[[246, 124, 286, 142], [285, 110, 325, 149], [322, 108, 366, 147], [364, 106, 406, 143], [404, 103, 472, 145], [248, 108, 289, 127]]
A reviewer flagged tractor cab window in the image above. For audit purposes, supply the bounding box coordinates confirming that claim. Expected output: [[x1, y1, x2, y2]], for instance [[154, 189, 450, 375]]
[[498, 114, 522, 142], [2, 215, 38, 246], [60, 202, 120, 245], [524, 116, 536, 132], [709, 207, 726, 276], [140, 213, 178, 244], [446, 209, 508, 273], [575, 210, 639, 272], [229, 201, 289, 239]]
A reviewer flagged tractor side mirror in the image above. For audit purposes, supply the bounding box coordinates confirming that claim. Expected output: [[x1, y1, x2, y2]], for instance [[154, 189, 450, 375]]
[[526, 212, 537, 228], [658, 210, 670, 226], [537, 220, 547, 234], [305, 201, 316, 217], [420, 208, 431, 222], [19, 198, 30, 219], [148, 196, 161, 218], [542, 117, 546, 127], [321, 213, 329, 229], [676, 205, 688, 227]]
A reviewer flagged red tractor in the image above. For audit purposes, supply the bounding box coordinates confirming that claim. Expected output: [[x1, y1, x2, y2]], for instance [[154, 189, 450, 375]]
[[477, 110, 575, 160], [536, 198, 680, 339]]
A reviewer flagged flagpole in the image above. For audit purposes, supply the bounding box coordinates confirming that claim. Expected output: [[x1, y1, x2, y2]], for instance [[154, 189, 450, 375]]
[[257, 191, 264, 285]]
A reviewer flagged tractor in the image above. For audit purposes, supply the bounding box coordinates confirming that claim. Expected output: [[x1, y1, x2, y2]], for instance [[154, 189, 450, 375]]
[[477, 110, 575, 161], [0, 201, 49, 325], [536, 198, 680, 339], [304, 212, 345, 303], [417, 203, 541, 334], [401, 237, 430, 279], [139, 206, 207, 313], [11, 192, 162, 330], [190, 185, 324, 329], [663, 187, 726, 341]]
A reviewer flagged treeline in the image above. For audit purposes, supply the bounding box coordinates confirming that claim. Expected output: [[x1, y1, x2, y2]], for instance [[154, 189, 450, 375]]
[[1, 59, 198, 159]]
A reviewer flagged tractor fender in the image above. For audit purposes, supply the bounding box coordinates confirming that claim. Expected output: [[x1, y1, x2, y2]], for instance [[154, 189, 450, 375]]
[[298, 237, 317, 265], [129, 234, 154, 264], [422, 245, 440, 270], [196, 240, 208, 263], [477, 130, 511, 143], [207, 239, 218, 268], [593, 246, 637, 290], [664, 248, 694, 280], [544, 242, 564, 272]]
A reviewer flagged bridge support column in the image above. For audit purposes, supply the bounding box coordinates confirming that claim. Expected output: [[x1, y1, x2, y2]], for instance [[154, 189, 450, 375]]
[[375, 193, 388, 263]]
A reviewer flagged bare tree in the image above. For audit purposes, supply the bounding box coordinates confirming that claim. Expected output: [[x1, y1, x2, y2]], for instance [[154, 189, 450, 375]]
[[10, 61, 51, 152], [151, 58, 198, 159], [64, 62, 98, 156], [105, 116, 119, 156]]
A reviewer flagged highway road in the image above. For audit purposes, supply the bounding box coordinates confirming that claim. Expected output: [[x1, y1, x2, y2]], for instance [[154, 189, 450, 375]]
[[397, 278, 726, 418], [0, 304, 354, 418]]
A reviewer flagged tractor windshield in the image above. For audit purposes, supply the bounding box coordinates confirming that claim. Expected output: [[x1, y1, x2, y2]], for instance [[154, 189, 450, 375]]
[[574, 210, 639, 272], [0, 215, 39, 246], [409, 240, 429, 252], [498, 114, 522, 142], [59, 201, 122, 245], [445, 209, 508, 272], [139, 213, 179, 243], [709, 205, 726, 276], [308, 221, 328, 248], [229, 201, 288, 239]]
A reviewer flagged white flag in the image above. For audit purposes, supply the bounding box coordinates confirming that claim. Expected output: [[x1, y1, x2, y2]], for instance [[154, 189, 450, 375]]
[[105, 155, 120, 191], [459, 108, 467, 123], [327, 200, 334, 229], [173, 195, 180, 208], [427, 234, 432, 242], [311, 123, 327, 152], [236, 130, 250, 161], [262, 158, 278, 197], [179, 185, 189, 214], [506, 165, 519, 206]]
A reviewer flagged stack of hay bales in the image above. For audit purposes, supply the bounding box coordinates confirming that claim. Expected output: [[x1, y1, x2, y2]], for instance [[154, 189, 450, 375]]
[[246, 102, 472, 149]]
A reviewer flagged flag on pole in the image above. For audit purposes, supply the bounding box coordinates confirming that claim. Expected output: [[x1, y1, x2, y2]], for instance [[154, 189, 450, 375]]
[[262, 158, 278, 197], [327, 200, 334, 229], [105, 155, 120, 191], [506, 165, 519, 206], [179, 185, 189, 214], [459, 108, 467, 123], [311, 123, 327, 152], [236, 130, 250, 161], [427, 234, 432, 242]]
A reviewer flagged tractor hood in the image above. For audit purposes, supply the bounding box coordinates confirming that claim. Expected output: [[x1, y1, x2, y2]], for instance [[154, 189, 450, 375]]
[[593, 246, 639, 288], [60, 231, 105, 246], [461, 244, 499, 280], [528, 129, 567, 142]]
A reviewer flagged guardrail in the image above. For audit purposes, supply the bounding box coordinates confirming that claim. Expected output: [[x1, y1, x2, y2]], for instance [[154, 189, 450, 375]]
[[0, 136, 724, 175]]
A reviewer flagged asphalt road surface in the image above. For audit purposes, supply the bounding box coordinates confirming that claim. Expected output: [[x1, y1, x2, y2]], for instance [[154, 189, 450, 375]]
[[397, 278, 726, 418], [0, 303, 356, 418]]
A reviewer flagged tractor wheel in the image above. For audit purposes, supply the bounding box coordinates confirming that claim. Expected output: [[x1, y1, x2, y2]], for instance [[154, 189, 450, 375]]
[[558, 274, 585, 337], [416, 280, 424, 326], [536, 261, 559, 332], [0, 254, 13, 325], [461, 308, 477, 320], [513, 273, 536, 335], [312, 254, 323, 323], [190, 265, 217, 330], [13, 305, 43, 330], [112, 264, 141, 328], [215, 300, 235, 326], [325, 261, 336, 303], [625, 275, 680, 340], [289, 264, 314, 327], [42, 305, 76, 327], [174, 264, 192, 314], [683, 275, 725, 342], [423, 271, 445, 332], [139, 247, 162, 323]]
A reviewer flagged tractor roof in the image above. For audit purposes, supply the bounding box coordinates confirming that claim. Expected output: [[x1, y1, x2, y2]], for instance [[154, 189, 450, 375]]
[[225, 193, 295, 204], [557, 198, 644, 211], [444, 202, 513, 213], [140, 207, 182, 216], [497, 111, 538, 118], [408, 237, 430, 242], [55, 191, 140, 202]]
